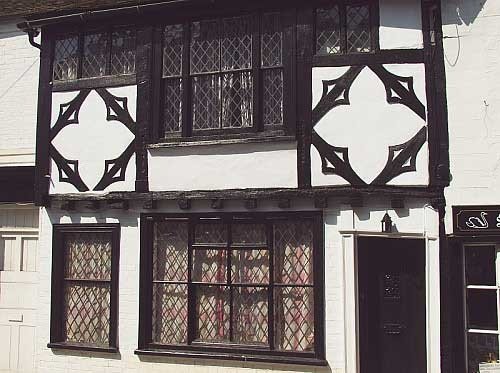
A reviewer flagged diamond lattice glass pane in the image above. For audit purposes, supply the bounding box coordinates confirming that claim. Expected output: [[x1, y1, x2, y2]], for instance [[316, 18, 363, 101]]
[[347, 5, 371, 53], [195, 285, 230, 342], [263, 69, 283, 126], [232, 223, 266, 245], [233, 287, 268, 345], [53, 35, 78, 81], [191, 20, 220, 74], [64, 283, 110, 346], [275, 286, 314, 352], [232, 250, 269, 284], [274, 220, 314, 285], [468, 333, 499, 373], [111, 29, 136, 75], [82, 32, 108, 78], [163, 24, 184, 77], [164, 78, 183, 135], [153, 221, 188, 281], [221, 72, 252, 128], [194, 222, 227, 244], [316, 7, 341, 55], [152, 283, 188, 344], [221, 16, 252, 71], [192, 75, 221, 130], [261, 12, 282, 67], [193, 249, 227, 283], [64, 232, 112, 280]]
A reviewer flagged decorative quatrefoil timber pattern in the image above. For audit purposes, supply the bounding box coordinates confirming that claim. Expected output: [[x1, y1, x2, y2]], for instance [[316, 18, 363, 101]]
[[312, 64, 428, 186], [50, 88, 136, 192]]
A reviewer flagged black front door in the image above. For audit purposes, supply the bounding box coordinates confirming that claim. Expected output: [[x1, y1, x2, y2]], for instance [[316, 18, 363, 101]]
[[358, 237, 426, 373]]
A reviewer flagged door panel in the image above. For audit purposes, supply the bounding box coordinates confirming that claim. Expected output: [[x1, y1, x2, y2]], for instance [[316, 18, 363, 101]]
[[358, 237, 426, 373]]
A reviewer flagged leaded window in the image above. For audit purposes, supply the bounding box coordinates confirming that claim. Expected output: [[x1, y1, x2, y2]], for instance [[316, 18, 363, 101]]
[[53, 27, 136, 82], [160, 12, 285, 138], [139, 213, 324, 363], [49, 224, 120, 352], [315, 1, 374, 56]]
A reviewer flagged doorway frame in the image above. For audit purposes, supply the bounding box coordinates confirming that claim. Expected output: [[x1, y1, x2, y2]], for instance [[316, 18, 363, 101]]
[[340, 230, 440, 373]]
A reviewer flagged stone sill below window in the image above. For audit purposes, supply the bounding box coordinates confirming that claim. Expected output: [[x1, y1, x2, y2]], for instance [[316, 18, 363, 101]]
[[134, 348, 328, 366], [47, 342, 119, 354], [148, 134, 297, 149]]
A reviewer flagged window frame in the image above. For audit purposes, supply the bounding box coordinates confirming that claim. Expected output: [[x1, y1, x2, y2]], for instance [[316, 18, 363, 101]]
[[463, 242, 500, 373], [149, 6, 297, 144], [50, 24, 137, 91], [137, 212, 325, 365], [49, 223, 120, 353]]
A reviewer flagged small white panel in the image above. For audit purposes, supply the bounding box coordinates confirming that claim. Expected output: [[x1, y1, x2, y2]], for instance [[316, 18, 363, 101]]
[[50, 86, 137, 194], [17, 325, 36, 371], [0, 237, 18, 271], [379, 0, 423, 49], [311, 64, 428, 187], [149, 142, 297, 191], [0, 325, 11, 369], [21, 237, 38, 272]]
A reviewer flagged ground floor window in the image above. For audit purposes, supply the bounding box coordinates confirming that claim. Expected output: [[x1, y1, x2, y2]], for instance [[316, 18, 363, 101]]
[[138, 212, 324, 364], [464, 244, 500, 373], [49, 224, 120, 352]]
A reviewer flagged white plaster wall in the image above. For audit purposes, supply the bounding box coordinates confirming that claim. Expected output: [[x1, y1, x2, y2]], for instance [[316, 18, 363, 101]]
[[0, 19, 39, 166], [379, 0, 424, 50], [35, 198, 439, 373], [311, 64, 428, 187], [49, 86, 136, 194], [148, 142, 297, 191], [441, 0, 500, 233]]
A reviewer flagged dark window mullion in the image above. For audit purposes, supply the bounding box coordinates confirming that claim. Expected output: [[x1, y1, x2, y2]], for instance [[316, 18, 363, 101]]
[[218, 19, 223, 130], [187, 218, 196, 343], [340, 4, 347, 54], [228, 220, 234, 342], [252, 13, 262, 132], [182, 22, 192, 137], [106, 27, 113, 76], [267, 220, 275, 351], [77, 32, 84, 79]]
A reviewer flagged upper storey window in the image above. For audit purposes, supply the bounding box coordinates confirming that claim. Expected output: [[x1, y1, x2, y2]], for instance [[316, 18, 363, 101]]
[[161, 12, 286, 138], [315, 1, 375, 55], [53, 27, 136, 82]]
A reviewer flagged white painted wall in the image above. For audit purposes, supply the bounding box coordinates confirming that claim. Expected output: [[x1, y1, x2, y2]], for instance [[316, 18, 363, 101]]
[[441, 0, 500, 233], [379, 0, 424, 50], [149, 142, 298, 191], [50, 86, 137, 194], [311, 64, 428, 187], [0, 19, 38, 166], [35, 198, 439, 373]]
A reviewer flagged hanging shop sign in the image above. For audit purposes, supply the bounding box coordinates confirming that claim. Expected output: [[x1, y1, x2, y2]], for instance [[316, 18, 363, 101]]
[[453, 205, 500, 235]]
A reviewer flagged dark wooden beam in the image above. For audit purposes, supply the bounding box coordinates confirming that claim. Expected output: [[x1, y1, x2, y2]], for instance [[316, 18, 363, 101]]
[[143, 199, 157, 209], [391, 198, 405, 209], [211, 199, 224, 210], [60, 200, 76, 211], [48, 186, 443, 203], [314, 196, 328, 209], [244, 199, 257, 210], [349, 194, 363, 208], [178, 199, 191, 210], [278, 199, 291, 209], [107, 200, 129, 210]]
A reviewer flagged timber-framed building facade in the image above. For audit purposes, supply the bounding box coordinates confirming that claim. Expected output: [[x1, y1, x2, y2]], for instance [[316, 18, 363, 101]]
[[1, 0, 497, 372]]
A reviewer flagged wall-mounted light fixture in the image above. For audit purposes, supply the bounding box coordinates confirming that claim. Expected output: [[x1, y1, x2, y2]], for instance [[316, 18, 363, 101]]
[[381, 212, 393, 233]]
